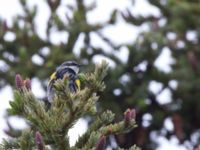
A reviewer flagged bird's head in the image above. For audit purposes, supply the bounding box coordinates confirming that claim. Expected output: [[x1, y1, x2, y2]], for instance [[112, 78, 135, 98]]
[[57, 60, 81, 74]]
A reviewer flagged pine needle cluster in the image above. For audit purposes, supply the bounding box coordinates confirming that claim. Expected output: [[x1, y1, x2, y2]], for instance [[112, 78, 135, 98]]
[[0, 61, 139, 150]]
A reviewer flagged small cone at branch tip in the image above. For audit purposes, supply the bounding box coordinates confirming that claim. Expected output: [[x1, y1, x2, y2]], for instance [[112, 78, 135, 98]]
[[35, 131, 45, 150], [124, 108, 136, 127], [95, 135, 106, 150], [15, 74, 24, 90], [24, 78, 31, 90], [15, 74, 32, 91]]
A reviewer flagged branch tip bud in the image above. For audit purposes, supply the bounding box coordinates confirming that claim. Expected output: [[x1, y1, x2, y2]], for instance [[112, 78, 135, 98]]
[[35, 131, 45, 150], [95, 135, 106, 150], [24, 78, 31, 90], [15, 74, 24, 90], [124, 108, 136, 127]]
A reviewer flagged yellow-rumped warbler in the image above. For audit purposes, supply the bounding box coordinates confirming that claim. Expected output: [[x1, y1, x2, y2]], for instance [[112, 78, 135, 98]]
[[47, 60, 81, 103]]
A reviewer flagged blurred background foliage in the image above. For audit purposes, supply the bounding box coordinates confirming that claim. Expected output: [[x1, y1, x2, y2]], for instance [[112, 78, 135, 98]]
[[0, 0, 200, 149]]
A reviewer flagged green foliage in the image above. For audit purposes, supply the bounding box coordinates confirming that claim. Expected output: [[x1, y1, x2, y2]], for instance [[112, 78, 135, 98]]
[[1, 0, 200, 149], [0, 61, 139, 150]]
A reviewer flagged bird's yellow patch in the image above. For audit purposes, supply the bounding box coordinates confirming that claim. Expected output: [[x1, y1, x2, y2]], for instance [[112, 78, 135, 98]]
[[50, 72, 56, 80], [75, 79, 81, 90]]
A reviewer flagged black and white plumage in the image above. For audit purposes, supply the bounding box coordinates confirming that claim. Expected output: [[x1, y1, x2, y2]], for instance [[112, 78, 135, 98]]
[[47, 61, 81, 103]]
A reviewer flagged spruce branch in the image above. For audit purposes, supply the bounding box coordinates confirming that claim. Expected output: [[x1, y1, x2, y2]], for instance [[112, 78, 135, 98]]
[[0, 139, 20, 149], [35, 131, 45, 150], [4, 119, 22, 138], [78, 108, 137, 149], [95, 135, 106, 150], [2, 61, 139, 150], [75, 110, 115, 148], [19, 130, 35, 150]]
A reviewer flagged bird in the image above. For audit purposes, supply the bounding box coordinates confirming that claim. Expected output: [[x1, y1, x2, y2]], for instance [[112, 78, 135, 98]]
[[47, 60, 81, 103]]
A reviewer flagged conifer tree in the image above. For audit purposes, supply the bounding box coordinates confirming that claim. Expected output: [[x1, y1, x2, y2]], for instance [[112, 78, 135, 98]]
[[0, 61, 139, 150], [1, 0, 200, 149]]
